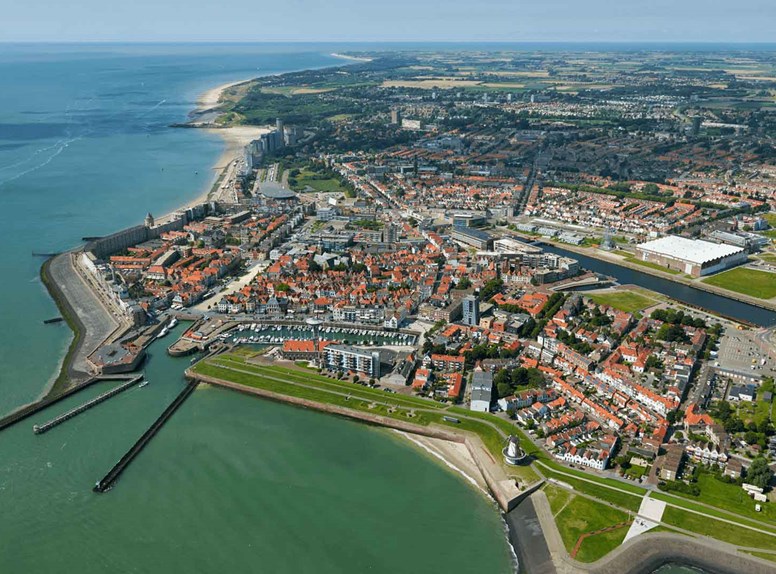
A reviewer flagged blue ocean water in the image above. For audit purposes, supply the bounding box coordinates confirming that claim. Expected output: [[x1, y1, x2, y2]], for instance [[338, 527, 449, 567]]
[[0, 44, 341, 413]]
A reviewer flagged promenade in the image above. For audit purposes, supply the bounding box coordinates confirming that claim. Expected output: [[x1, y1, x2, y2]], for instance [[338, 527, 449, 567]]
[[44, 252, 123, 386]]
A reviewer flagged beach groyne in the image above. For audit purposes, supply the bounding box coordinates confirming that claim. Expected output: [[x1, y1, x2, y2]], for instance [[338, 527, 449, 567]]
[[93, 381, 197, 493], [33, 375, 143, 434]]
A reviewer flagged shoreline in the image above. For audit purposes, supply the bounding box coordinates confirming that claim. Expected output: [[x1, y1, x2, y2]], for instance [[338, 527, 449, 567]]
[[330, 52, 373, 63], [184, 77, 270, 209], [39, 76, 267, 398]]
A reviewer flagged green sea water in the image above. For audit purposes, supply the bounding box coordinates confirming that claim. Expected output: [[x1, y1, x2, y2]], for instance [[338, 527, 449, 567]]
[[0, 324, 515, 572]]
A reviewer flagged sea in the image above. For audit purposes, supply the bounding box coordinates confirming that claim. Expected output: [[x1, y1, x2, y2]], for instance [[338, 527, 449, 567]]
[[0, 43, 704, 573], [0, 43, 515, 574]]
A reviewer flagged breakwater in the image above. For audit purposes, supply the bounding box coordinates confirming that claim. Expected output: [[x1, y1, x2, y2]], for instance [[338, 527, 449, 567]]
[[93, 381, 198, 493], [33, 376, 144, 434], [0, 377, 106, 432]]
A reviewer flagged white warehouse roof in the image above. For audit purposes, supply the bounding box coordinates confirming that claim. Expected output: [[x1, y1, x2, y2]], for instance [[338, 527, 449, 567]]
[[637, 236, 744, 265]]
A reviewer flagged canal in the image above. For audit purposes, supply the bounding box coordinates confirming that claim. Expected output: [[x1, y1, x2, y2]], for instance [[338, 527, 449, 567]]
[[544, 245, 776, 327]]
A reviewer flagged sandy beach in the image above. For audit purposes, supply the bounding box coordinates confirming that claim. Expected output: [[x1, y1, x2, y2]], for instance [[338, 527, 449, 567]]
[[330, 52, 373, 63], [196, 78, 252, 111], [177, 79, 273, 210], [395, 431, 491, 493]]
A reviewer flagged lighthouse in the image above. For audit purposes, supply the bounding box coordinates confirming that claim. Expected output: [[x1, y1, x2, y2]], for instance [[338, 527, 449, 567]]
[[502, 435, 527, 466]]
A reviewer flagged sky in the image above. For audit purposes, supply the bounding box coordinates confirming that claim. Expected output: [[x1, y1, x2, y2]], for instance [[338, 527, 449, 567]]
[[1, 0, 775, 43]]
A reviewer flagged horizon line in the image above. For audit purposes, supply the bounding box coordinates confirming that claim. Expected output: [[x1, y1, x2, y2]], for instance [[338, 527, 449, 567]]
[[3, 39, 776, 45]]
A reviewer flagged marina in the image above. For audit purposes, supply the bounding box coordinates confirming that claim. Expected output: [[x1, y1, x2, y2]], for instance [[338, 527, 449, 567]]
[[224, 322, 417, 347]]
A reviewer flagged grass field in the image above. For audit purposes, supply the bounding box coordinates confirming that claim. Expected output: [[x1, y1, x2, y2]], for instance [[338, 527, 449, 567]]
[[290, 168, 349, 194], [745, 551, 776, 563], [655, 471, 776, 527], [661, 506, 776, 551], [702, 267, 776, 299], [540, 467, 642, 512], [554, 496, 630, 562], [588, 290, 655, 313], [544, 484, 574, 515]]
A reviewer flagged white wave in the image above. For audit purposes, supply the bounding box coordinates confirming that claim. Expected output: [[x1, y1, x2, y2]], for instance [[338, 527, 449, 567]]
[[0, 136, 81, 188]]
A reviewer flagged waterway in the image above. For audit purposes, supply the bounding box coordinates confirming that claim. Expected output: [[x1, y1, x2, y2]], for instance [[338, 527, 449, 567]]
[[544, 245, 776, 327]]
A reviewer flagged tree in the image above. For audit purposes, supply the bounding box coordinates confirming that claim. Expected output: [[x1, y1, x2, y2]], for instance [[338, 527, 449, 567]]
[[746, 457, 773, 490], [456, 277, 472, 290], [479, 278, 503, 301]]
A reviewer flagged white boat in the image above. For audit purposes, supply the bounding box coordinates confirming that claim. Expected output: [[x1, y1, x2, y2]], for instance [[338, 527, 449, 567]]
[[138, 380, 149, 388], [158, 326, 169, 338], [168, 317, 178, 329]]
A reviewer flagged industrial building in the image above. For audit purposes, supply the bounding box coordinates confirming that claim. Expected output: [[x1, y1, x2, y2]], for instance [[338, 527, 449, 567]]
[[635, 236, 747, 277]]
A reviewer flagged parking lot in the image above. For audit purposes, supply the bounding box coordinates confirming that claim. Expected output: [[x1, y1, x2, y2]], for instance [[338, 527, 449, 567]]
[[715, 328, 776, 380]]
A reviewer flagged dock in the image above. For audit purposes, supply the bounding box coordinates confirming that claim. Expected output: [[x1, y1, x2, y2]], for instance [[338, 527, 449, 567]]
[[33, 375, 143, 435], [93, 381, 198, 493]]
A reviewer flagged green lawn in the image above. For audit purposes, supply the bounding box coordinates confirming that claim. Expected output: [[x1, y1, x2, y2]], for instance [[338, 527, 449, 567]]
[[651, 491, 776, 534], [588, 290, 655, 313], [541, 467, 643, 512], [554, 496, 630, 562], [576, 526, 630, 563], [702, 267, 776, 299], [661, 506, 776, 551], [538, 460, 647, 495], [745, 550, 776, 563], [654, 471, 776, 528], [290, 167, 349, 194], [544, 484, 574, 515]]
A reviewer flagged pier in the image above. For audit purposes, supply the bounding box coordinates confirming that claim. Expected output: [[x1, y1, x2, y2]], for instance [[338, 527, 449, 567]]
[[33, 376, 143, 435], [0, 375, 138, 433], [93, 381, 198, 493]]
